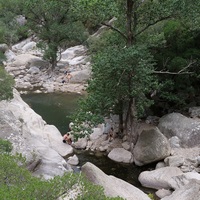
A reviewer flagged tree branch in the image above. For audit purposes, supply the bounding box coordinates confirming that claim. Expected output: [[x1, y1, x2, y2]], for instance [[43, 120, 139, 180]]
[[101, 22, 127, 40], [135, 16, 172, 37], [153, 71, 193, 75], [153, 60, 197, 75]]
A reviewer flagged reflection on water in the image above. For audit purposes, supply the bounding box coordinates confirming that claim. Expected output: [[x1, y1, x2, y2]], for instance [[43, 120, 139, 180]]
[[22, 92, 81, 134]]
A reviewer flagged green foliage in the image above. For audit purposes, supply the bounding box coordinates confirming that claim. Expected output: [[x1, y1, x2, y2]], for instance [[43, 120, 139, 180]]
[[0, 139, 12, 153], [0, 139, 123, 200], [72, 0, 200, 138], [0, 0, 28, 45], [72, 0, 118, 33], [22, 0, 88, 69], [72, 41, 159, 136], [0, 66, 14, 101], [148, 193, 155, 200]]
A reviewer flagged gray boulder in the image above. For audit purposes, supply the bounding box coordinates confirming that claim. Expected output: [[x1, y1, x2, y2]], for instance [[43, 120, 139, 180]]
[[158, 112, 200, 147], [189, 107, 200, 118], [168, 171, 200, 190], [70, 69, 91, 83], [138, 166, 183, 190], [82, 162, 151, 200], [108, 148, 134, 164], [161, 180, 200, 200], [133, 127, 171, 166], [0, 43, 8, 53], [73, 137, 87, 149]]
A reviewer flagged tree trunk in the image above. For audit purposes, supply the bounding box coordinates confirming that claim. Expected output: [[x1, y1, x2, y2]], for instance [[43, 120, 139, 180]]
[[118, 100, 124, 135], [126, 0, 134, 46], [125, 0, 139, 149]]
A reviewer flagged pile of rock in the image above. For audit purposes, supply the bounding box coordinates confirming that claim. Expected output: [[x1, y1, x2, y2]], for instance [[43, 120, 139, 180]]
[[3, 38, 91, 94], [72, 112, 200, 199]]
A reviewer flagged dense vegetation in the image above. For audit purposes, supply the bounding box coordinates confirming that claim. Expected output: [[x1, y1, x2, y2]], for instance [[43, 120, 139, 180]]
[[71, 0, 200, 141], [0, 139, 123, 200]]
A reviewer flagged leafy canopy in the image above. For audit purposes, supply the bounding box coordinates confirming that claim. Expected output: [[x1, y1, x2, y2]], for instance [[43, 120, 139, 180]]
[[22, 0, 88, 69]]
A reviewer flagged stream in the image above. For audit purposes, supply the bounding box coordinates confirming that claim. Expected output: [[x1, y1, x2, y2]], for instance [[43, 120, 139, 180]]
[[22, 92, 157, 195]]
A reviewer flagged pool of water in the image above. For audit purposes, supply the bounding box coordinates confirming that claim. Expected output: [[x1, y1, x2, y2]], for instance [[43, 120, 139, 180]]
[[22, 92, 157, 196], [22, 92, 81, 134]]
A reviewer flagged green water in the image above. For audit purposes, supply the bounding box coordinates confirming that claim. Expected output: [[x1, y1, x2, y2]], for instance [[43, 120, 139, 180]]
[[22, 92, 81, 134]]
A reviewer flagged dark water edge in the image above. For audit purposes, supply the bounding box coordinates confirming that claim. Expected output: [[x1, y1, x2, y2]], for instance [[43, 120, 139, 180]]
[[74, 149, 158, 193], [22, 92, 159, 198]]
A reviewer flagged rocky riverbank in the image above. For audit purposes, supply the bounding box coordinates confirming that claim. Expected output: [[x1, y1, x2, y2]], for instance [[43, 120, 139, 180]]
[[2, 38, 200, 199], [4, 38, 90, 95]]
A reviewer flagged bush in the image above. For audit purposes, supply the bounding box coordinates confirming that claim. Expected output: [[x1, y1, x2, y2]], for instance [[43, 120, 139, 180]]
[[0, 66, 14, 100], [0, 139, 12, 153], [0, 138, 124, 200]]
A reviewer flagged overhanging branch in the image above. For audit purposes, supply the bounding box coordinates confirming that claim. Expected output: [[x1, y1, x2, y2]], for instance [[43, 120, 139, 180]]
[[101, 22, 127, 40], [153, 60, 197, 75], [135, 16, 172, 37]]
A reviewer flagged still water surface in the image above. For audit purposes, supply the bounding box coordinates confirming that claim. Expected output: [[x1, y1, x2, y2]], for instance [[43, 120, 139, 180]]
[[22, 92, 156, 194]]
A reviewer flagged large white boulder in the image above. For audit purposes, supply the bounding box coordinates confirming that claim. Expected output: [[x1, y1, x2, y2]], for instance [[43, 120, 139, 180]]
[[139, 167, 183, 190], [161, 180, 200, 200], [0, 89, 73, 179], [82, 162, 151, 200]]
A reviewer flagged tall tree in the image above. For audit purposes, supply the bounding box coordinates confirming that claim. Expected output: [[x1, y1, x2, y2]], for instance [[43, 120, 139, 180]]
[[22, 0, 88, 70], [72, 0, 200, 143]]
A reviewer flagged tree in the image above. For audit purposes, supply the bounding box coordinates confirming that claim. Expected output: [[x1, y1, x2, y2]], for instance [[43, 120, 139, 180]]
[[72, 0, 200, 142], [22, 0, 88, 70]]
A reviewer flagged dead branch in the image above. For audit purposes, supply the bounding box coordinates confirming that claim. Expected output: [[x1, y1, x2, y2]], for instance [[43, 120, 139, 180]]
[[153, 60, 197, 75]]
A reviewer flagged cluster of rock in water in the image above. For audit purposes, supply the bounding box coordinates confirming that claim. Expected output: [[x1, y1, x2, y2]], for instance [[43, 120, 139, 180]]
[[1, 38, 200, 199]]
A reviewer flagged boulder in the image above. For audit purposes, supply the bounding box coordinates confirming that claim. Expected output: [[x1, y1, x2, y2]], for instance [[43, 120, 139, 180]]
[[73, 137, 87, 149], [0, 89, 73, 179], [82, 162, 151, 200], [61, 45, 87, 61], [108, 148, 134, 164], [158, 113, 200, 147], [0, 43, 9, 53], [70, 69, 91, 84], [168, 171, 200, 190], [22, 41, 37, 52], [161, 180, 200, 200], [90, 126, 104, 141], [10, 54, 42, 68], [67, 155, 79, 166], [156, 189, 172, 199], [4, 50, 16, 63], [189, 106, 200, 118], [138, 167, 183, 190], [164, 155, 185, 167], [133, 127, 171, 166]]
